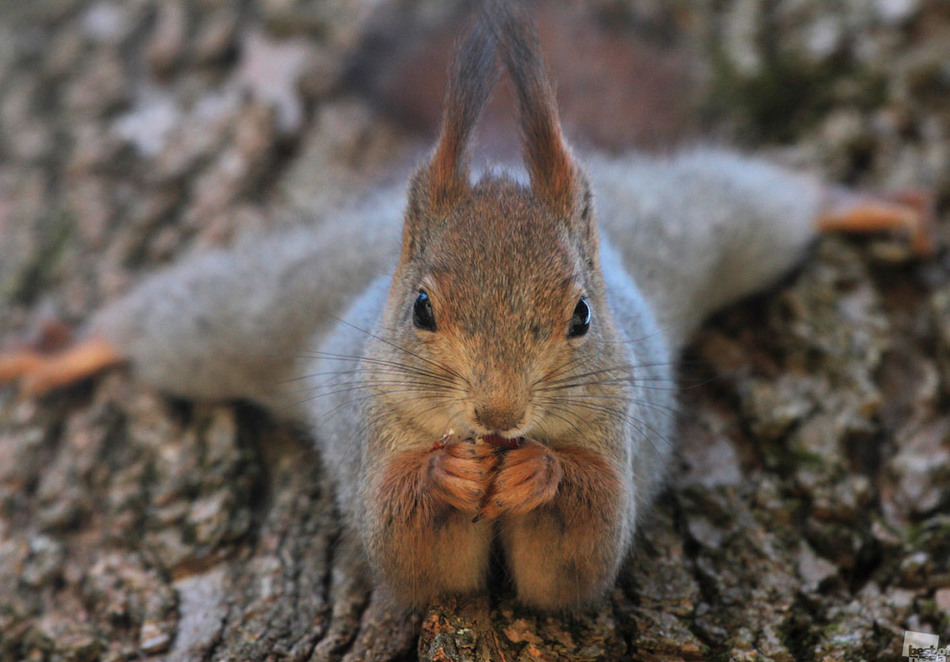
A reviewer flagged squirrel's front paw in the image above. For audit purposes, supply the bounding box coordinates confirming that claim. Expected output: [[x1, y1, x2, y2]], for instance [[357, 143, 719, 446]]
[[477, 440, 562, 521], [426, 442, 498, 515]]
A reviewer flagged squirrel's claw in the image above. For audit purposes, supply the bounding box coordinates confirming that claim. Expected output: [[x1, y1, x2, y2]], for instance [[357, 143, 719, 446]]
[[0, 318, 77, 384], [427, 442, 498, 516], [817, 186, 936, 257], [889, 189, 936, 256], [0, 350, 44, 384], [0, 336, 125, 397], [476, 440, 562, 521]]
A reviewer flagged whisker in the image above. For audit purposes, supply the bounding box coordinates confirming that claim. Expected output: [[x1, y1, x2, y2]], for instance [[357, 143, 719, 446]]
[[535, 403, 588, 439], [536, 370, 687, 392], [545, 392, 688, 420], [306, 389, 456, 428], [538, 378, 684, 393], [326, 316, 471, 387], [539, 359, 686, 389], [284, 382, 462, 404], [541, 400, 674, 457], [533, 353, 589, 387], [541, 363, 630, 388], [300, 350, 460, 386]]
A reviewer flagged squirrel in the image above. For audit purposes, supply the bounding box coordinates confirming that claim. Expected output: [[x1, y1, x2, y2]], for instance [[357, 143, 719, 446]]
[[0, 2, 933, 609]]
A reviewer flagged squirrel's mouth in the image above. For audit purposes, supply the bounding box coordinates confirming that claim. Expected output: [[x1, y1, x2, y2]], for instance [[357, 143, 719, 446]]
[[481, 434, 523, 449]]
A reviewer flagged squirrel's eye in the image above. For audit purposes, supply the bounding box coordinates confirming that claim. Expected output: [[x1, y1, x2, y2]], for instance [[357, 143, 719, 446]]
[[413, 290, 437, 331], [568, 298, 591, 338]]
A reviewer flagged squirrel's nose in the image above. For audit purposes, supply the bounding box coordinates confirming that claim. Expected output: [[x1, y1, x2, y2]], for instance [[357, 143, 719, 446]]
[[473, 401, 525, 433]]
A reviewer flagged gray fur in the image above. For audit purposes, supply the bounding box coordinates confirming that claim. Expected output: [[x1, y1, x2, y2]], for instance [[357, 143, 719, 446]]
[[596, 234, 675, 518], [89, 189, 404, 419], [306, 273, 392, 514], [591, 148, 823, 348]]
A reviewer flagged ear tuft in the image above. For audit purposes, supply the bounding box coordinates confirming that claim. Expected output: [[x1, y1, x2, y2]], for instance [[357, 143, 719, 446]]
[[423, 10, 499, 213], [487, 0, 577, 213]]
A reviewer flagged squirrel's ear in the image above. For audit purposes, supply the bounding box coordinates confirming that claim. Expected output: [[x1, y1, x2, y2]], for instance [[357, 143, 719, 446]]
[[406, 12, 498, 222], [490, 1, 578, 216]]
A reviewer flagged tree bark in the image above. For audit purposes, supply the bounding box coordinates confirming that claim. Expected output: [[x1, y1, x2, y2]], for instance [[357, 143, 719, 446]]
[[1, 1, 948, 660]]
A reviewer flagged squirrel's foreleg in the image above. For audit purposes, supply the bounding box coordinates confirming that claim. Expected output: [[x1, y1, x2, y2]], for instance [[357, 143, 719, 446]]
[[365, 442, 497, 605], [495, 445, 630, 609]]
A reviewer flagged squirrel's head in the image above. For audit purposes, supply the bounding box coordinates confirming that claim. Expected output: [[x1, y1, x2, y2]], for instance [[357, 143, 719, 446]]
[[371, 2, 629, 445]]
